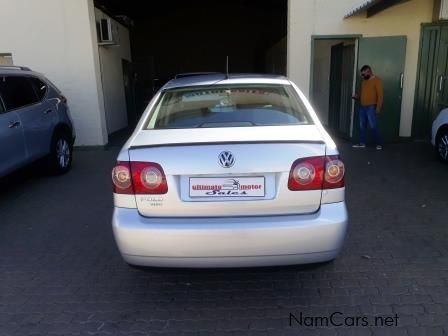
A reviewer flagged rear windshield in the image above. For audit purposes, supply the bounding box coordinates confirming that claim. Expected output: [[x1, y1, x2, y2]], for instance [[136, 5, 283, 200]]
[[146, 84, 313, 129]]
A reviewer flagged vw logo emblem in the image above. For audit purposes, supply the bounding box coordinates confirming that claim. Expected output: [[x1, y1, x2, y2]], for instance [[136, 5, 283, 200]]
[[219, 151, 235, 168]]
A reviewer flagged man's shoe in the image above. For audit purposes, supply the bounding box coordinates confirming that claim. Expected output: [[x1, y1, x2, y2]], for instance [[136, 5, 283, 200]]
[[352, 143, 366, 148], [376, 145, 383, 150]]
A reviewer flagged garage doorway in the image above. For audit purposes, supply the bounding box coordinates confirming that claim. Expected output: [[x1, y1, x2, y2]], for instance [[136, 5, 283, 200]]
[[95, 0, 287, 122], [122, 59, 137, 127], [311, 38, 358, 139], [312, 36, 407, 143]]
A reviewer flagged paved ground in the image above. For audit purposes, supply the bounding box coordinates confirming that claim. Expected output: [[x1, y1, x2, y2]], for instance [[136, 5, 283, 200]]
[[0, 140, 447, 336]]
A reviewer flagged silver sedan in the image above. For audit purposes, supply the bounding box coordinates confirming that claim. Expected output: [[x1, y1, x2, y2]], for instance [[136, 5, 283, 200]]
[[112, 74, 348, 268]]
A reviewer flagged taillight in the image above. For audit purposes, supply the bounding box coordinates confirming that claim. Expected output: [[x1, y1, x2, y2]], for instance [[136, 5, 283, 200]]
[[323, 155, 345, 189], [112, 161, 168, 195], [112, 161, 133, 194], [60, 95, 67, 104], [131, 162, 168, 194], [288, 156, 345, 191], [288, 157, 325, 190]]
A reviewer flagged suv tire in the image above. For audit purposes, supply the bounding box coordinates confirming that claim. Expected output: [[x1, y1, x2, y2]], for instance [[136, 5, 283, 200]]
[[47, 131, 73, 175], [436, 128, 448, 163]]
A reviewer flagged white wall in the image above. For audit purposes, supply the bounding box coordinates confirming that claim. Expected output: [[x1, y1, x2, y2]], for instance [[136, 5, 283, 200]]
[[288, 0, 434, 137], [95, 9, 132, 134], [0, 0, 107, 146]]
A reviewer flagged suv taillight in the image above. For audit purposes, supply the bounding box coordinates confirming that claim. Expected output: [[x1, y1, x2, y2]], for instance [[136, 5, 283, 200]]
[[288, 156, 345, 191], [112, 161, 168, 194]]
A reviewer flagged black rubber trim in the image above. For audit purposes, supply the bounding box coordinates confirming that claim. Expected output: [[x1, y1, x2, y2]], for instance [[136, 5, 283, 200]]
[[129, 140, 325, 150], [134, 204, 323, 220]]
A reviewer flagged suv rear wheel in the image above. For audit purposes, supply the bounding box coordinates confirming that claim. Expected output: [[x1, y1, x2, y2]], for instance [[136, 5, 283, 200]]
[[47, 131, 73, 174], [436, 128, 448, 163]]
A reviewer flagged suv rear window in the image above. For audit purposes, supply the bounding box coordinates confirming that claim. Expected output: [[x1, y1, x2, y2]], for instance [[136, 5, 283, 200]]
[[0, 76, 39, 111], [146, 84, 312, 129]]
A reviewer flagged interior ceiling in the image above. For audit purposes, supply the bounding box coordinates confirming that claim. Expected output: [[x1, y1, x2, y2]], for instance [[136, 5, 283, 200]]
[[94, 0, 286, 24], [94, 0, 288, 77]]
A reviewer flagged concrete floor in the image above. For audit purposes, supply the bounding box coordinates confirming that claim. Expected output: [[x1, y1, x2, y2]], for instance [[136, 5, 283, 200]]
[[0, 140, 447, 336]]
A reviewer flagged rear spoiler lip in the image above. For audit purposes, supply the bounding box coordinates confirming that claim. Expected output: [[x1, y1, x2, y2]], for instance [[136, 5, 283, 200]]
[[129, 140, 326, 150]]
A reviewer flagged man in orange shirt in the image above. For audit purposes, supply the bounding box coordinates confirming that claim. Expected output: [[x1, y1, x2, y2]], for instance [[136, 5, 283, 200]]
[[352, 65, 384, 150]]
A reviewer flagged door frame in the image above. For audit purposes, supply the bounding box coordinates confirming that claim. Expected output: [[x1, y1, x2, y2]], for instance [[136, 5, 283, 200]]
[[310, 34, 361, 138], [412, 22, 448, 139], [310, 34, 362, 101]]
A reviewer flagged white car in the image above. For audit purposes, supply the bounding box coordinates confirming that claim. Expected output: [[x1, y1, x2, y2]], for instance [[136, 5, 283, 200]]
[[432, 108, 448, 163], [111, 74, 348, 268]]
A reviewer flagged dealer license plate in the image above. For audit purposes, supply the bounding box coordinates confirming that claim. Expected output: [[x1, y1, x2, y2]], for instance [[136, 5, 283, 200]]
[[189, 177, 265, 198]]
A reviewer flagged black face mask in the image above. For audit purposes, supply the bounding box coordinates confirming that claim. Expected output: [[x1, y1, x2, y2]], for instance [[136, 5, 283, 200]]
[[362, 74, 371, 80]]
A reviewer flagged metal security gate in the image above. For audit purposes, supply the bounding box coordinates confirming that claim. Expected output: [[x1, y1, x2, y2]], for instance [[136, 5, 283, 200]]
[[413, 24, 448, 139], [328, 43, 355, 139], [340, 44, 355, 138], [354, 36, 407, 143]]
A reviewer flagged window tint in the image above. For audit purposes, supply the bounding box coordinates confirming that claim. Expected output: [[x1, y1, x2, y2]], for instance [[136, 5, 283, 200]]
[[146, 84, 313, 129], [0, 96, 5, 113], [29, 77, 48, 101], [0, 76, 39, 111]]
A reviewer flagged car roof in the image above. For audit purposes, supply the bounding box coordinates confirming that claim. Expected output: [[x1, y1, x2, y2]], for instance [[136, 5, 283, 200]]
[[162, 73, 291, 90], [0, 66, 44, 78]]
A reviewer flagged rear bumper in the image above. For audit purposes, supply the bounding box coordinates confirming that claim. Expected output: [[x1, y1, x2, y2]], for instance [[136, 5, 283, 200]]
[[112, 202, 348, 268]]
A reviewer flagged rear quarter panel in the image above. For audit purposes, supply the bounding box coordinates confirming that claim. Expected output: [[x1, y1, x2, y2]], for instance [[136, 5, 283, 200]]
[[432, 108, 448, 145]]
